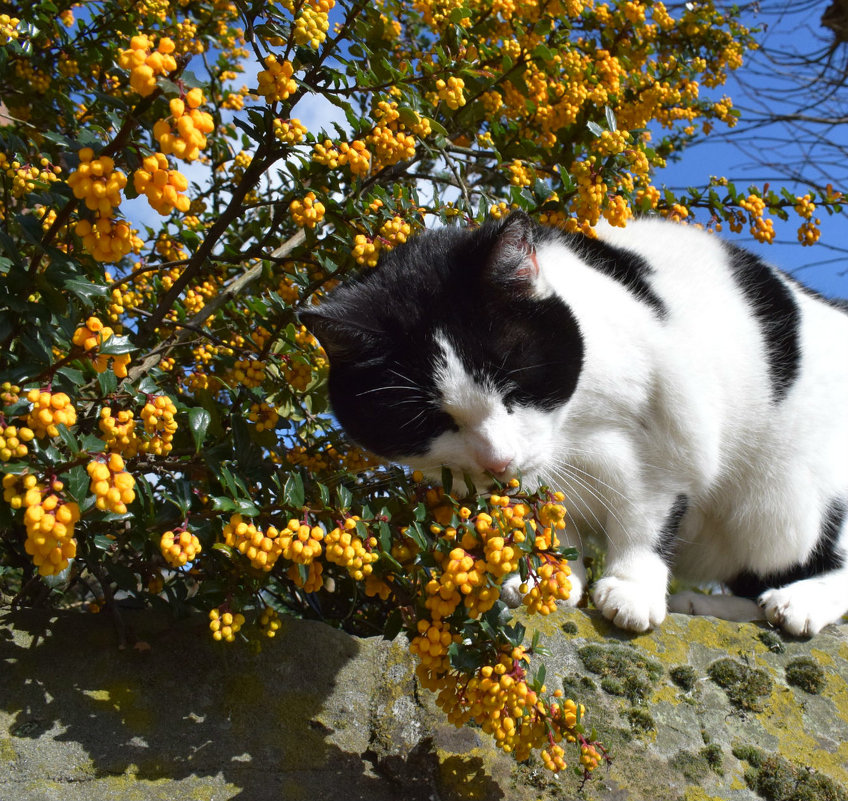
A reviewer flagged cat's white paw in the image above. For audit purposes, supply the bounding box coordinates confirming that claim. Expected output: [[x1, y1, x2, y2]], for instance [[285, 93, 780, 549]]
[[593, 575, 666, 632], [758, 585, 835, 637], [500, 571, 584, 609]]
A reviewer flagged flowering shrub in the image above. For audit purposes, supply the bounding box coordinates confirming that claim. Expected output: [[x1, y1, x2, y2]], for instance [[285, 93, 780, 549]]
[[0, 0, 842, 783]]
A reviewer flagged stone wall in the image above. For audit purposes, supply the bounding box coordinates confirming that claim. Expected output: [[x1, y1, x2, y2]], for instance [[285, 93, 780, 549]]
[[1, 606, 846, 801]]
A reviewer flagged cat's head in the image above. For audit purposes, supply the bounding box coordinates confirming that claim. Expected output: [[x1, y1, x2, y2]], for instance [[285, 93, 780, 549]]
[[301, 211, 584, 489]]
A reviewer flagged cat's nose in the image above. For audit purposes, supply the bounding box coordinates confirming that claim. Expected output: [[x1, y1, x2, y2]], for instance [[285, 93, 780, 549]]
[[478, 456, 513, 478]]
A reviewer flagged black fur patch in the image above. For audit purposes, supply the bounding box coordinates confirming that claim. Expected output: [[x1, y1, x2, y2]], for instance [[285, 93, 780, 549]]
[[655, 494, 689, 565], [301, 215, 585, 458], [562, 233, 667, 318], [725, 244, 802, 401], [728, 499, 847, 599]]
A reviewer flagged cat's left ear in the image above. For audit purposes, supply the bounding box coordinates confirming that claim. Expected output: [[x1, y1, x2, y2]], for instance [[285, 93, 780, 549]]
[[485, 211, 541, 289]]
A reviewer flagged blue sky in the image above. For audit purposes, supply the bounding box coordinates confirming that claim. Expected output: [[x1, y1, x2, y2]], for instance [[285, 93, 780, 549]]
[[656, 1, 848, 298]]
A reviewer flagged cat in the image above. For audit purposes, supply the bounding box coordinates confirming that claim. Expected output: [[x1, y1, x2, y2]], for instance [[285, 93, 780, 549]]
[[300, 211, 848, 637]]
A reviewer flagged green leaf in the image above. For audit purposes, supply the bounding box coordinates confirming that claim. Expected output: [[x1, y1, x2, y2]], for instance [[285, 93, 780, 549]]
[[587, 121, 604, 137], [383, 609, 404, 641], [336, 483, 352, 510], [55, 423, 79, 455], [97, 369, 118, 396], [284, 472, 305, 507], [188, 407, 211, 452], [440, 466, 453, 495], [604, 105, 617, 132], [211, 496, 238, 512], [65, 465, 89, 505], [99, 334, 134, 356]]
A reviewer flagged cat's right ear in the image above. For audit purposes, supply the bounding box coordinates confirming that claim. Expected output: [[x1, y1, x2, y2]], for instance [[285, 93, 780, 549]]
[[485, 211, 541, 291], [298, 308, 376, 363]]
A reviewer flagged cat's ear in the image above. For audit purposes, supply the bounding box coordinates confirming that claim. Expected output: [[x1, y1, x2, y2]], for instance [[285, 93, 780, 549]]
[[299, 307, 377, 363], [485, 210, 540, 288]]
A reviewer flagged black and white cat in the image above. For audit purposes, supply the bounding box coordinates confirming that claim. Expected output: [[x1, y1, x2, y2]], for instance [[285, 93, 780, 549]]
[[301, 212, 848, 636]]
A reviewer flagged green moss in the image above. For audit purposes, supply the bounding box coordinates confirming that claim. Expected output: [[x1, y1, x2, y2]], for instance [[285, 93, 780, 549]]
[[734, 746, 848, 801], [670, 750, 710, 782], [707, 658, 773, 711], [559, 674, 597, 701], [669, 665, 697, 691], [785, 657, 825, 694], [561, 621, 579, 635], [625, 707, 655, 734], [577, 643, 663, 703], [757, 630, 785, 654], [700, 744, 724, 775]]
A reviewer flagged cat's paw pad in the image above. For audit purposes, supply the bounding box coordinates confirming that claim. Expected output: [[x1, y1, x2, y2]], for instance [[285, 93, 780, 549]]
[[593, 576, 666, 632], [758, 585, 833, 637]]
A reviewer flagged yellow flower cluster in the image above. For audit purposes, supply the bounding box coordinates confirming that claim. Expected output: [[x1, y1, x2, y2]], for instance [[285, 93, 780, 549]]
[[0, 423, 33, 461], [259, 605, 282, 637], [232, 358, 266, 388], [4, 474, 80, 576], [292, 4, 330, 48], [223, 514, 284, 571], [352, 216, 414, 267], [160, 528, 202, 567], [247, 401, 279, 432], [74, 216, 137, 263], [312, 139, 371, 176], [153, 91, 215, 162], [289, 191, 326, 228], [1, 155, 61, 200], [278, 519, 324, 564], [434, 77, 466, 109], [273, 117, 308, 145], [118, 34, 178, 96], [133, 153, 191, 215], [99, 407, 140, 455], [26, 390, 77, 439], [87, 453, 136, 515], [67, 148, 127, 216], [256, 55, 297, 103], [209, 608, 245, 642], [0, 13, 20, 44], [139, 395, 178, 455], [71, 316, 131, 378], [324, 518, 379, 581]]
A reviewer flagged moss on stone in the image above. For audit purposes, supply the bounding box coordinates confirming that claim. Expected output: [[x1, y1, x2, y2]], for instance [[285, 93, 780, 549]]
[[669, 665, 697, 691], [700, 744, 724, 775], [757, 630, 785, 654], [625, 707, 656, 734], [561, 621, 579, 635], [785, 657, 825, 694], [707, 657, 773, 712], [578, 643, 663, 703], [670, 749, 710, 782], [733, 745, 848, 801]]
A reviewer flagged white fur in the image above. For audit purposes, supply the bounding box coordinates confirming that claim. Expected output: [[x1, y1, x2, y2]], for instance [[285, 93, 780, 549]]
[[407, 219, 848, 635]]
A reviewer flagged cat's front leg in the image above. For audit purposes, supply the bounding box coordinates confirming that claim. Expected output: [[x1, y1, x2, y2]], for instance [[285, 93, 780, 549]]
[[592, 547, 669, 632]]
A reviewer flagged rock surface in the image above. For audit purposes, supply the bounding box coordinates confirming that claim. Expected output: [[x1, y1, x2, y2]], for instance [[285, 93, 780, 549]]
[[1, 605, 846, 801]]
